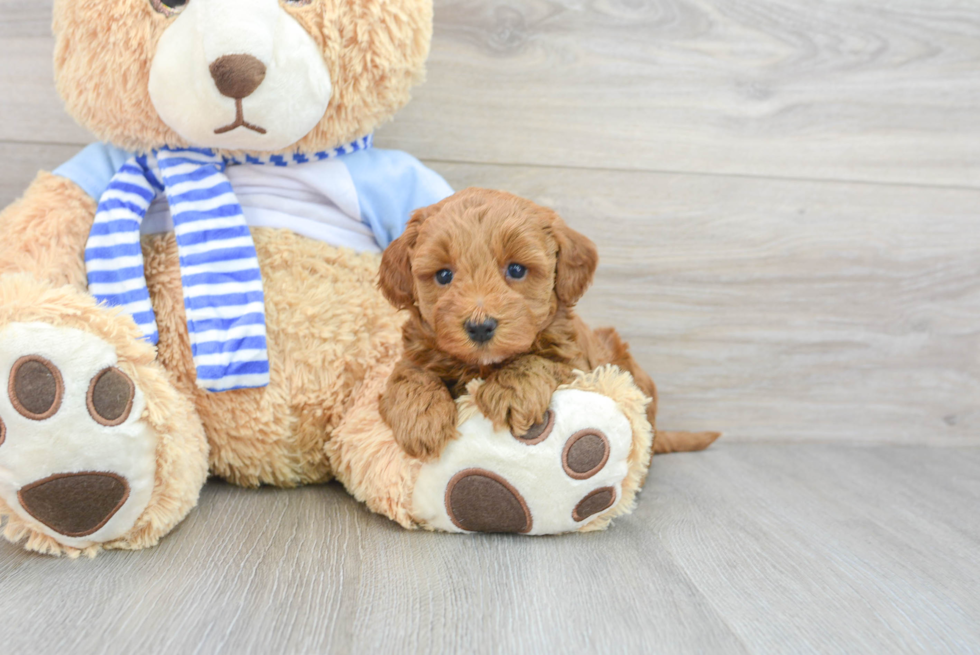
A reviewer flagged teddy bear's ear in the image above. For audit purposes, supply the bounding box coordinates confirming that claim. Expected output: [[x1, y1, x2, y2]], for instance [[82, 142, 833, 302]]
[[550, 212, 599, 307], [379, 202, 441, 310]]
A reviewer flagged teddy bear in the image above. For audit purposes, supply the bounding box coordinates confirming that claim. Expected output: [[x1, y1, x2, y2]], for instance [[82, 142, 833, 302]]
[[0, 0, 712, 557]]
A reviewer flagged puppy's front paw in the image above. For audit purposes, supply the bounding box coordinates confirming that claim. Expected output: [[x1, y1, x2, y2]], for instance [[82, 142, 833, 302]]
[[381, 391, 458, 462], [397, 415, 459, 461], [474, 374, 555, 435]]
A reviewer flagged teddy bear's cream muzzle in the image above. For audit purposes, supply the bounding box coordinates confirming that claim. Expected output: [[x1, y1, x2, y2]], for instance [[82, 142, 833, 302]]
[[147, 0, 333, 152]]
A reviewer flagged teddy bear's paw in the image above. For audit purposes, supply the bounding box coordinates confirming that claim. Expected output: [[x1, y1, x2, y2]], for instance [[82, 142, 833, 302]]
[[411, 388, 634, 535], [0, 322, 157, 551]]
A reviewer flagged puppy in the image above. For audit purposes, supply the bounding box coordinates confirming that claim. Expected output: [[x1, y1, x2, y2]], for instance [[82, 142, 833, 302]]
[[378, 188, 719, 460]]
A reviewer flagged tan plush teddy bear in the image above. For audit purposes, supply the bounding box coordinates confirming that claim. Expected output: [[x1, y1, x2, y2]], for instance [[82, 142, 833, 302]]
[[0, 0, 711, 557]]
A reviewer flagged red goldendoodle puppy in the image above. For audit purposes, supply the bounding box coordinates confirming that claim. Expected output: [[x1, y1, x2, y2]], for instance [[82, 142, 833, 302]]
[[378, 187, 718, 460]]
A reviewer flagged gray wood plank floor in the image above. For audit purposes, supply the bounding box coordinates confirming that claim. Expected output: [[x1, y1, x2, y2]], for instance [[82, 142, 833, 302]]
[[1, 444, 978, 654]]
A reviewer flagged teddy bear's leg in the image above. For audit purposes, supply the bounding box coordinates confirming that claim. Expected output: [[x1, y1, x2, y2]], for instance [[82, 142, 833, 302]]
[[328, 363, 652, 534], [326, 352, 422, 528], [0, 173, 209, 556], [0, 276, 209, 557], [414, 366, 652, 534]]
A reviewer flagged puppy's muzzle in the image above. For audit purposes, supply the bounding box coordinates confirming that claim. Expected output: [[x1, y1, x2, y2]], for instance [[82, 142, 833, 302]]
[[465, 318, 498, 344]]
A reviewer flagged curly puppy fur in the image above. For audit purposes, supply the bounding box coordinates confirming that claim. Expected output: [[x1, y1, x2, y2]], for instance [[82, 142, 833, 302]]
[[377, 188, 719, 460]]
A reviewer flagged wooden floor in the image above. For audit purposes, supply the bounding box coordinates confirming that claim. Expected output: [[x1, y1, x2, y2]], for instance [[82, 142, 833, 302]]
[[1, 443, 978, 654], [1, 0, 979, 652]]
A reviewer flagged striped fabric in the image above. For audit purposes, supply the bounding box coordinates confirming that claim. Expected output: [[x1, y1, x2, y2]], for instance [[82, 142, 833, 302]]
[[223, 134, 372, 166], [84, 135, 373, 392]]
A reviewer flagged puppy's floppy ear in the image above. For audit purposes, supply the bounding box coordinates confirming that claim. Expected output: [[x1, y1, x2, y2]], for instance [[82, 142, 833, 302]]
[[550, 212, 599, 306], [378, 201, 442, 310]]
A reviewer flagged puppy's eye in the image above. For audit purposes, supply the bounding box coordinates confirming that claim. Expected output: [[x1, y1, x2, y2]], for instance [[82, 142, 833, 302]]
[[435, 269, 454, 285], [151, 0, 188, 15], [506, 263, 528, 280]]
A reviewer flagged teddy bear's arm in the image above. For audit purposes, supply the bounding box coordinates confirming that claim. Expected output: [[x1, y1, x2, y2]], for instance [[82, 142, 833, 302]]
[[0, 172, 97, 290]]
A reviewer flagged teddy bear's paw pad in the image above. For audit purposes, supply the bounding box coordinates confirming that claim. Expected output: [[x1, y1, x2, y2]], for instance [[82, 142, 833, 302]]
[[0, 323, 156, 548], [445, 469, 532, 533], [18, 472, 129, 537], [572, 486, 617, 522], [413, 388, 633, 535], [511, 409, 555, 445], [562, 429, 610, 479], [8, 356, 64, 420]]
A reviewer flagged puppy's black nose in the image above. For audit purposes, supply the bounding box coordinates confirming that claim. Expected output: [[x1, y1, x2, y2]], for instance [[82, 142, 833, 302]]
[[465, 318, 498, 344]]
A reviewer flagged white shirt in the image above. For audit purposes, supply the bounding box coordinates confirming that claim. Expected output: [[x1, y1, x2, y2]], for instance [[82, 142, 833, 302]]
[[142, 158, 382, 253]]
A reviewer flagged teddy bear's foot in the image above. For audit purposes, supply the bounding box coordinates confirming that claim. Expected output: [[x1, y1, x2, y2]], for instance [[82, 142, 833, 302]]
[[411, 365, 653, 535], [0, 278, 209, 556], [0, 321, 161, 553]]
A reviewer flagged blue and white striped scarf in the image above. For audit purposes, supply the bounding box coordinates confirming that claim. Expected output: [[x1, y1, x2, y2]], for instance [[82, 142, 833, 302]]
[[85, 135, 373, 392]]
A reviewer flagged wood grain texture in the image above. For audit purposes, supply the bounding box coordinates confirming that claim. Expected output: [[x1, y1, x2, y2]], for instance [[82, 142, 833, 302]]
[[0, 38, 86, 144], [436, 161, 980, 445], [0, 143, 81, 204], [0, 0, 48, 38], [0, 444, 978, 654], [0, 142, 977, 446], [394, 0, 980, 187], [1, 0, 978, 187]]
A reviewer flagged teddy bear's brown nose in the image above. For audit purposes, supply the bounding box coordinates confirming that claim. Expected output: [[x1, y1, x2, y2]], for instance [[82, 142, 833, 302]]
[[209, 54, 267, 99]]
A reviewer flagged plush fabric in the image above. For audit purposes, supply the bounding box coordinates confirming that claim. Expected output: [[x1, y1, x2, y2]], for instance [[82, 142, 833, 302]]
[[83, 139, 378, 391], [147, 228, 404, 488], [147, 0, 334, 151], [0, 0, 686, 556], [413, 376, 642, 535], [52, 0, 432, 156], [329, 364, 655, 535], [0, 276, 208, 557], [0, 172, 96, 290]]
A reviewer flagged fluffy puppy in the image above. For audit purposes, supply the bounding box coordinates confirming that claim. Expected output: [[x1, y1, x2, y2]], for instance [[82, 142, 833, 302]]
[[378, 188, 718, 460]]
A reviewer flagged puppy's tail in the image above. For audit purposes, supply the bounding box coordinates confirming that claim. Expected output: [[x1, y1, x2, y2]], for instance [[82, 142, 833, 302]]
[[592, 327, 720, 454], [653, 430, 721, 454]]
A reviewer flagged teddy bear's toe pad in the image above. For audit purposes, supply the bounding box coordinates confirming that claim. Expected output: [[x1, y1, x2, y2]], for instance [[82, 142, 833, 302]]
[[0, 323, 156, 548], [413, 388, 633, 535], [9, 355, 64, 419], [445, 469, 532, 533]]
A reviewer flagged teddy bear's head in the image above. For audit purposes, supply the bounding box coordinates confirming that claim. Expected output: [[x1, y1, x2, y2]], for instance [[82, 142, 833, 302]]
[[52, 0, 432, 154]]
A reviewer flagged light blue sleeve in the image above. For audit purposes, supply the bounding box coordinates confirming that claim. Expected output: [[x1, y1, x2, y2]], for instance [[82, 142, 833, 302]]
[[342, 148, 454, 249], [53, 143, 133, 200]]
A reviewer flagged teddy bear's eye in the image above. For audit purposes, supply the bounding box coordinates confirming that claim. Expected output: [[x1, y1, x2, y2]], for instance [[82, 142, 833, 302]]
[[435, 269, 454, 286], [283, 0, 312, 5], [506, 263, 528, 280], [151, 0, 188, 16]]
